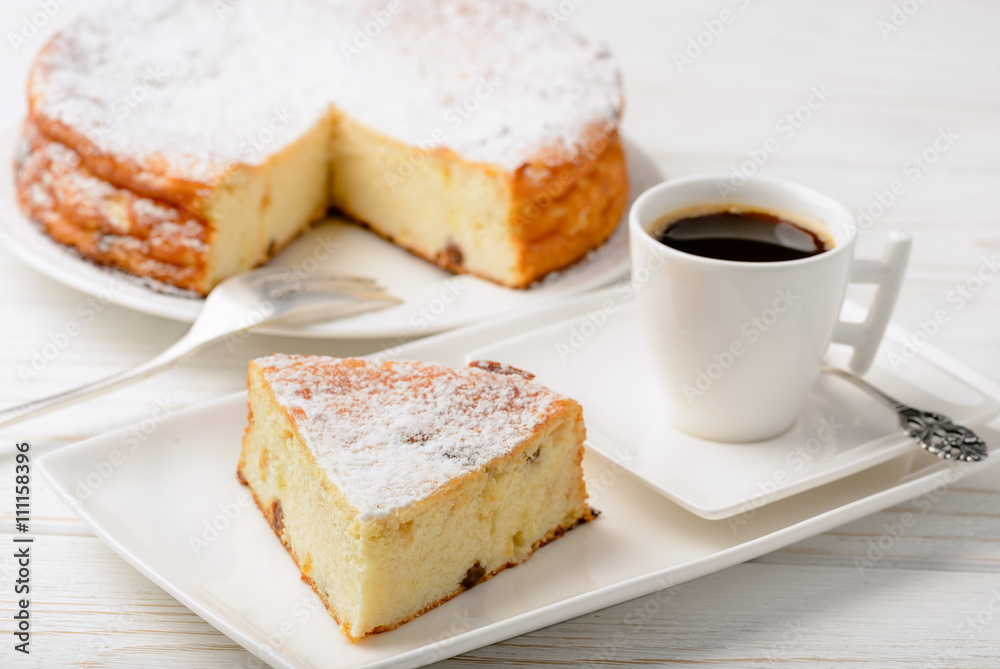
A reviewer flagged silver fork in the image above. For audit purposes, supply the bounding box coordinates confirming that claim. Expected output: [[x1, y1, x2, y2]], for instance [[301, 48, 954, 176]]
[[0, 267, 400, 429]]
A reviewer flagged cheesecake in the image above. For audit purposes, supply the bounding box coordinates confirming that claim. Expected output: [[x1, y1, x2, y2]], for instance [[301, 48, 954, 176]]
[[237, 354, 595, 640], [16, 0, 627, 295]]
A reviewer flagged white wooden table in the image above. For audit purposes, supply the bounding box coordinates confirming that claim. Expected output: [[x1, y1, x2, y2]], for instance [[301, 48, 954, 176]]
[[2, 0, 1000, 666]]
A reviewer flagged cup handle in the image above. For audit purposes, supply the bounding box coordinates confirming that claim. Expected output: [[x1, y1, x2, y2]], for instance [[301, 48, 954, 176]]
[[832, 231, 912, 374]]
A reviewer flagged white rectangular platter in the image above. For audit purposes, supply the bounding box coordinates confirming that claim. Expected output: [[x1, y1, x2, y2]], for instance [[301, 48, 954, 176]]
[[38, 288, 1000, 669]]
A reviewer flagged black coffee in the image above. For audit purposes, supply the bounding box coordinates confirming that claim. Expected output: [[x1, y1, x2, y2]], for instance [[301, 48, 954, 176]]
[[653, 210, 831, 262]]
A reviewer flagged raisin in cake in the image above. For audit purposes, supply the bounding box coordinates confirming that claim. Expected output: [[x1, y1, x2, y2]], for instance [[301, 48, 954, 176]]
[[237, 355, 595, 641], [16, 0, 627, 294]]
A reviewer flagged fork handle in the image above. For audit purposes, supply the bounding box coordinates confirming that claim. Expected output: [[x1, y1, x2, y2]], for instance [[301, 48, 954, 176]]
[[0, 334, 209, 430]]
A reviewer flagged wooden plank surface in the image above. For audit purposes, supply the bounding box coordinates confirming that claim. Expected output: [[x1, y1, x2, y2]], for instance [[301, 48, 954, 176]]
[[1, 0, 999, 666]]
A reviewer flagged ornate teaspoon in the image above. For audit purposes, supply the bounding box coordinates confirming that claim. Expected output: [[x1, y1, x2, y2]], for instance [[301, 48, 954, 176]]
[[822, 366, 989, 462]]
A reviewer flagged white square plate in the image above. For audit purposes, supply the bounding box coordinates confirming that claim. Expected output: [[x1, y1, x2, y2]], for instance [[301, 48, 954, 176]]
[[466, 299, 1000, 519], [38, 289, 1000, 669]]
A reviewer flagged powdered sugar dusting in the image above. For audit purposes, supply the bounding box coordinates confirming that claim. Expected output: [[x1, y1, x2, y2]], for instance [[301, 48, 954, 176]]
[[30, 0, 621, 184], [256, 355, 562, 521]]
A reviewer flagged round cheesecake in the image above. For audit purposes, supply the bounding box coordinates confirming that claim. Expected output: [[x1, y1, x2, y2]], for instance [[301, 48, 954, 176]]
[[15, 0, 627, 294]]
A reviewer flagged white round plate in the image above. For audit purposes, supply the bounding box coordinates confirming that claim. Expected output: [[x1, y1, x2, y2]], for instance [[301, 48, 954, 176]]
[[0, 130, 661, 339]]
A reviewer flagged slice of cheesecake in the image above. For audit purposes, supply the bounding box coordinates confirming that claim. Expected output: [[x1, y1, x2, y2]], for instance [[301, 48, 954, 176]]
[[237, 354, 595, 641]]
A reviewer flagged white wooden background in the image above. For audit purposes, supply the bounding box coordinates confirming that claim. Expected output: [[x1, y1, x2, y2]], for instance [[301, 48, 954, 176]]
[[2, 0, 1000, 666]]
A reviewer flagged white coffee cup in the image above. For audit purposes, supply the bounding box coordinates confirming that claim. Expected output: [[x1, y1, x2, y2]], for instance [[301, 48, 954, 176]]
[[629, 175, 911, 443]]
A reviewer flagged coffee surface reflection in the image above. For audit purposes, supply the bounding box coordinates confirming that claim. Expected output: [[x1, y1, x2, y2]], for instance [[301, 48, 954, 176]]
[[653, 209, 831, 262]]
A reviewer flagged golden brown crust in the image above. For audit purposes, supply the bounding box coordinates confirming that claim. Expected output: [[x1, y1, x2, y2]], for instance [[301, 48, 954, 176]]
[[15, 116, 213, 293], [509, 124, 629, 287], [28, 46, 220, 210], [15, 116, 315, 295]]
